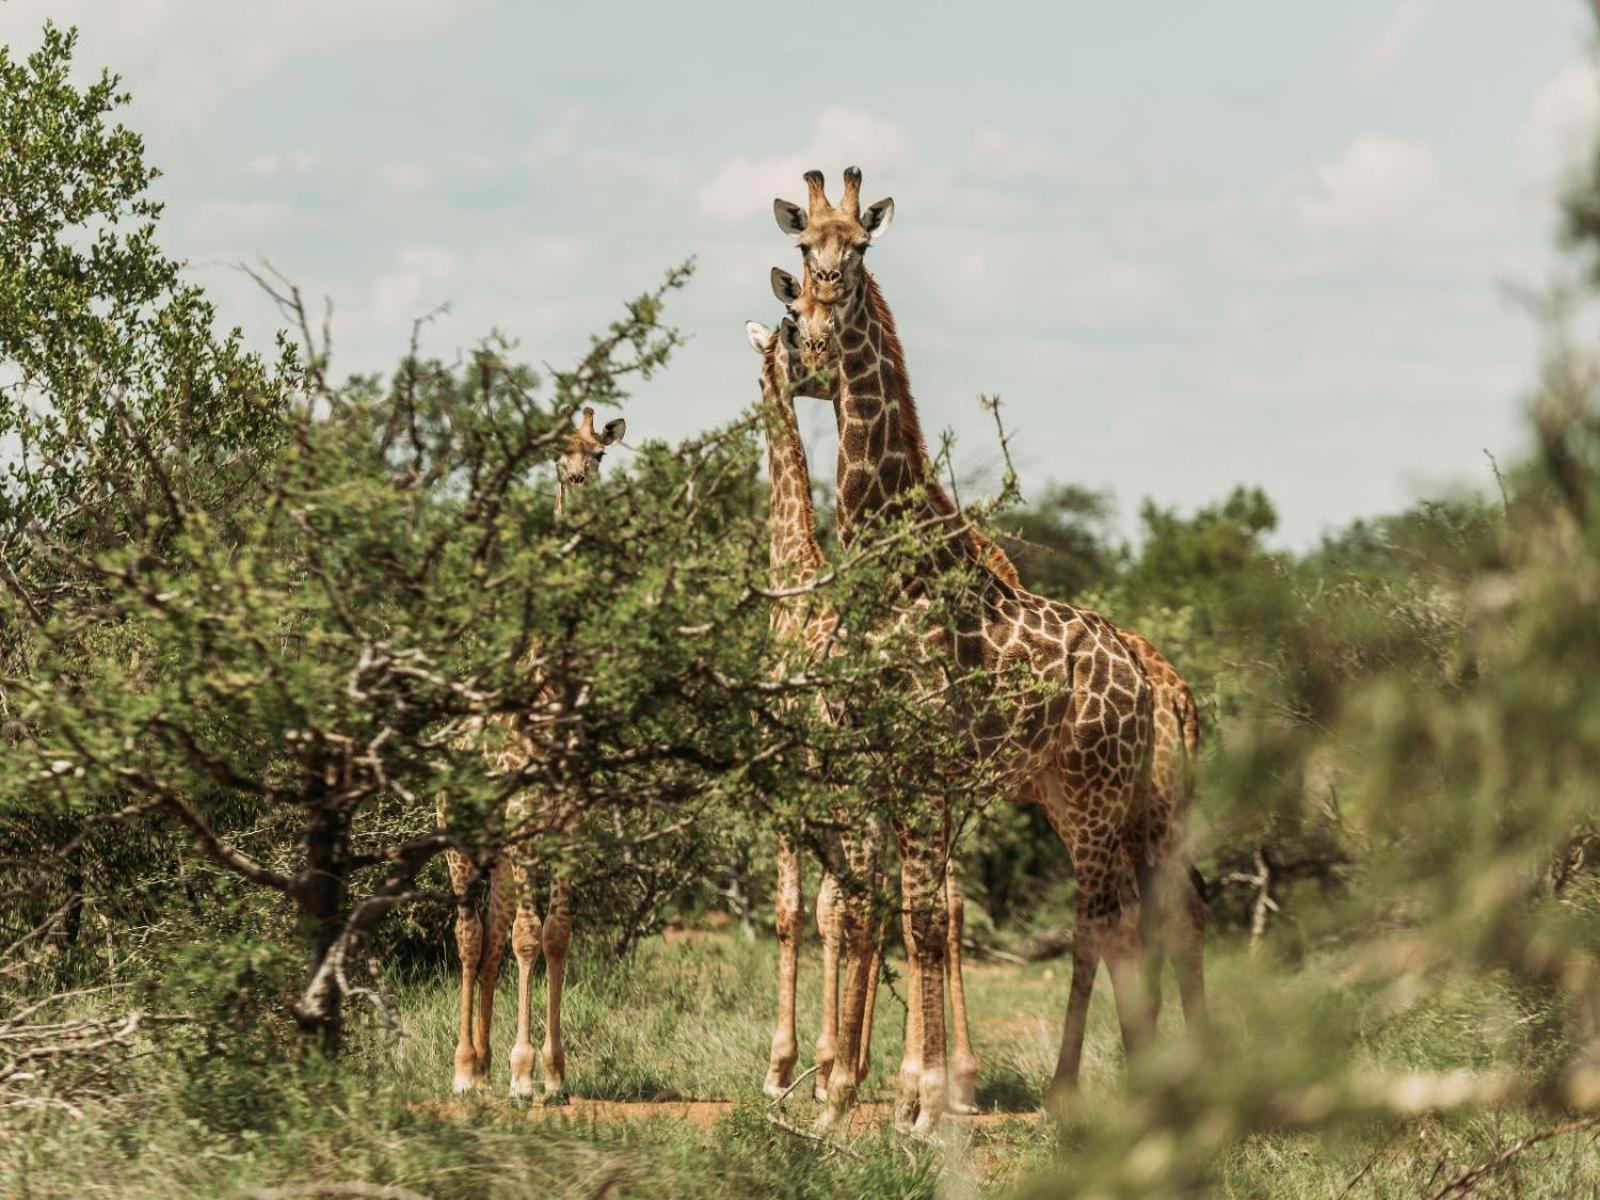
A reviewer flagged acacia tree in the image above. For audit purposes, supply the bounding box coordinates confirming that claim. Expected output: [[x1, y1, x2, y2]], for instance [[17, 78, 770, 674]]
[[0, 24, 993, 1070]]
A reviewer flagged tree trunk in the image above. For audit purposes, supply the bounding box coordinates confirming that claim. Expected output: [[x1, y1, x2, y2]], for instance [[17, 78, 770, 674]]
[[292, 800, 351, 1057]]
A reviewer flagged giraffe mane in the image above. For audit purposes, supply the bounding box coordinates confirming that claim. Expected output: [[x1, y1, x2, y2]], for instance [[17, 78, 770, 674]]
[[863, 270, 1017, 592]]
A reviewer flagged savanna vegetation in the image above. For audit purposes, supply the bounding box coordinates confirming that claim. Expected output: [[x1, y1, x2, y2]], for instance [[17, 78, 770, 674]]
[[3, 20, 1600, 1200]]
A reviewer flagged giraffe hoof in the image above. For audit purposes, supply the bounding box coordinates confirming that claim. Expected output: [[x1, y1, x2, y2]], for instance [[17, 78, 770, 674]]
[[812, 1105, 842, 1135], [762, 1080, 788, 1101], [1043, 1081, 1079, 1123], [947, 1100, 978, 1116], [509, 1079, 535, 1102], [812, 1081, 830, 1103], [893, 1099, 919, 1133], [541, 1086, 570, 1107]]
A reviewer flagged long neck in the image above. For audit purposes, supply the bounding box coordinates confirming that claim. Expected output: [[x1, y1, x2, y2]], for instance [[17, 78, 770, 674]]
[[760, 342, 826, 582], [831, 272, 966, 549]]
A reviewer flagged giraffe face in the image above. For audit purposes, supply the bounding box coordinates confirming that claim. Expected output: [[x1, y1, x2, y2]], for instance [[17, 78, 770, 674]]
[[557, 406, 625, 491], [773, 166, 893, 305], [784, 297, 838, 378], [769, 267, 839, 390]]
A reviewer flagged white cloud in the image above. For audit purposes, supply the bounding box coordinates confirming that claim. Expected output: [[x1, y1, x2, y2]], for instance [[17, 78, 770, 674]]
[[186, 199, 294, 245], [1352, 0, 1434, 83], [0, 0, 491, 128], [1268, 134, 1485, 237], [245, 150, 320, 179], [965, 127, 1079, 180], [696, 107, 913, 220], [1517, 57, 1600, 191], [520, 110, 582, 170], [367, 246, 460, 329], [376, 160, 435, 197]]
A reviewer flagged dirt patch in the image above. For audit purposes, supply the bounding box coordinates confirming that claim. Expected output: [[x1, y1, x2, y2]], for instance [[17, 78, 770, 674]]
[[523, 1097, 1036, 1134]]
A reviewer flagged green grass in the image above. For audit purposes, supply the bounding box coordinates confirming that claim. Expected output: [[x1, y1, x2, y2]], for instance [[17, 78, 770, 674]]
[[4, 934, 1596, 1198]]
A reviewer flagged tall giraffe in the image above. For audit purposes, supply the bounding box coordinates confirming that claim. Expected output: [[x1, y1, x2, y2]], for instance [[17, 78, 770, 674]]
[[773, 264, 1208, 1116], [441, 405, 625, 1101], [771, 170, 1161, 1133], [744, 315, 886, 1104]]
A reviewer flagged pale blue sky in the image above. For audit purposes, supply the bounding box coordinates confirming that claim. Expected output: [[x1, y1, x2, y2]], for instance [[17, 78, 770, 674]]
[[4, 1, 1597, 543]]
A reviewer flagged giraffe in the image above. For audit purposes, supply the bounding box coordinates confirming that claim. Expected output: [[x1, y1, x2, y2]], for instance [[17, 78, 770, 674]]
[[743, 315, 887, 1104], [773, 266, 1208, 1116], [441, 405, 625, 1101], [771, 169, 1168, 1134]]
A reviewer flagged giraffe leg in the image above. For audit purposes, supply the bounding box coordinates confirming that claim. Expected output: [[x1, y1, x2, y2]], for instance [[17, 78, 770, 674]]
[[813, 869, 842, 1101], [815, 877, 874, 1132], [852, 822, 887, 1087], [507, 855, 543, 1101], [1171, 863, 1208, 1038], [945, 869, 979, 1114], [893, 832, 924, 1132], [1136, 852, 1167, 1029], [905, 834, 949, 1136], [445, 846, 484, 1093], [764, 835, 803, 1099], [1046, 911, 1101, 1117], [856, 945, 882, 1086], [540, 874, 572, 1103], [471, 855, 513, 1081]]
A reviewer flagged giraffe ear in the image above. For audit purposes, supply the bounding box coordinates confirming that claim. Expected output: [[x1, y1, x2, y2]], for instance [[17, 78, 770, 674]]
[[745, 320, 771, 354], [599, 417, 626, 445], [770, 267, 801, 306], [861, 197, 894, 242], [773, 198, 807, 236], [778, 317, 802, 355]]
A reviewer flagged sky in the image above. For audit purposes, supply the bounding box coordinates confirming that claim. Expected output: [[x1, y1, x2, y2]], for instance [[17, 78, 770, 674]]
[[3, 1, 1598, 545]]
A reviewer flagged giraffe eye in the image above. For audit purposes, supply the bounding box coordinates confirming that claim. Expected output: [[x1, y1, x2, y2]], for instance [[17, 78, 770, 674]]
[[853, 243, 868, 256]]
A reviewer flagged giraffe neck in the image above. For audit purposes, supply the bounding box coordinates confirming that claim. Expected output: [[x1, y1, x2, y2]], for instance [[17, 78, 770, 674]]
[[830, 271, 968, 555], [760, 340, 826, 582]]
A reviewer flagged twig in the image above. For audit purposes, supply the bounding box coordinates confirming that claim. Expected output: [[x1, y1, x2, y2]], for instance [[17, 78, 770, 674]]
[[1424, 1115, 1600, 1200], [765, 1112, 865, 1162], [766, 1063, 819, 1108], [1331, 1147, 1382, 1199]]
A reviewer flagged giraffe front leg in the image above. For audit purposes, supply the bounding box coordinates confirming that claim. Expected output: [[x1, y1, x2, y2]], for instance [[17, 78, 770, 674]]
[[813, 869, 842, 1102], [444, 846, 484, 1094], [893, 832, 924, 1132], [471, 855, 513, 1082], [507, 855, 543, 1101], [906, 838, 949, 1137], [815, 885, 874, 1133], [540, 874, 572, 1103], [945, 869, 979, 1114], [765, 835, 803, 1098]]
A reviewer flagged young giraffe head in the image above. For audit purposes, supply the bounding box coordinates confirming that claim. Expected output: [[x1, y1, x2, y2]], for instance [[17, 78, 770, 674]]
[[555, 406, 626, 510], [768, 267, 840, 383], [773, 167, 893, 305]]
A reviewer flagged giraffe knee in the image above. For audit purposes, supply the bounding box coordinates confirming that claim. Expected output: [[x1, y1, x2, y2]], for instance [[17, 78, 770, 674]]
[[512, 911, 542, 963], [455, 908, 483, 969], [775, 894, 802, 945], [542, 913, 571, 960]]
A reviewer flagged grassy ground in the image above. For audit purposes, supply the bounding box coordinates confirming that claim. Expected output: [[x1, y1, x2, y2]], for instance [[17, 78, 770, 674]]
[[4, 933, 1597, 1198]]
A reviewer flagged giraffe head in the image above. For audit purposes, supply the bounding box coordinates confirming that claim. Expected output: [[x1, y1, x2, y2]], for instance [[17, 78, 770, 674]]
[[769, 267, 840, 381], [555, 406, 625, 508], [772, 166, 893, 305]]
